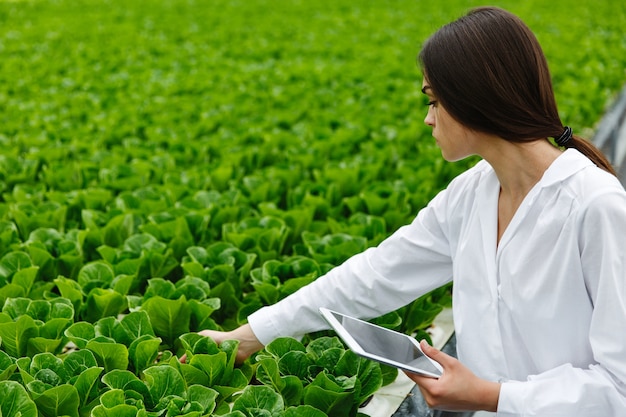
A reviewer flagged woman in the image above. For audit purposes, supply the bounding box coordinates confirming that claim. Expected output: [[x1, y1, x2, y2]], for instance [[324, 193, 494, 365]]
[[192, 7, 626, 415]]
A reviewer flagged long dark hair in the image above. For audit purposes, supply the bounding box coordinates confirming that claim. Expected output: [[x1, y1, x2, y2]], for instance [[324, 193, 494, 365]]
[[418, 6, 616, 175]]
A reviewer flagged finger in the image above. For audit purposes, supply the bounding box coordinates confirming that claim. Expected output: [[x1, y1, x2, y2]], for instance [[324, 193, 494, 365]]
[[403, 370, 442, 398], [404, 369, 432, 384], [198, 330, 219, 339]]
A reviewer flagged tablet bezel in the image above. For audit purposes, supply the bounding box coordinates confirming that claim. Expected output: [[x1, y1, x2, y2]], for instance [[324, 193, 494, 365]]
[[319, 307, 443, 379]]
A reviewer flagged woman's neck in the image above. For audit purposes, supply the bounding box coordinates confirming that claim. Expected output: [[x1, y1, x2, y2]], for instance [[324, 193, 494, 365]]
[[481, 138, 563, 197], [477, 137, 563, 246]]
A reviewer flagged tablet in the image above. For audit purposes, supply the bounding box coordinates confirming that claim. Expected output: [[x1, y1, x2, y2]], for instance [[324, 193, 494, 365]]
[[319, 307, 443, 378]]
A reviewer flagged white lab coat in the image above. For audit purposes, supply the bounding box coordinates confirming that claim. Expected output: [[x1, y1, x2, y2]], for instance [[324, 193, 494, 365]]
[[248, 149, 626, 416]]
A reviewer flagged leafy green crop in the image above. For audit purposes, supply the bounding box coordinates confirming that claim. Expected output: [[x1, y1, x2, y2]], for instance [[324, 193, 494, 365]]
[[0, 0, 624, 415], [0, 296, 73, 357], [256, 336, 386, 416]]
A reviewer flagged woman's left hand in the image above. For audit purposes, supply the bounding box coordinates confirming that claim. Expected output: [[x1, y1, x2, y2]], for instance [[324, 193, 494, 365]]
[[405, 340, 501, 412]]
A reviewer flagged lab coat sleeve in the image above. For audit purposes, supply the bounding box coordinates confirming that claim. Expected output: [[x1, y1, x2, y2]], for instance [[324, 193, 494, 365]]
[[248, 185, 456, 345], [497, 189, 626, 416]]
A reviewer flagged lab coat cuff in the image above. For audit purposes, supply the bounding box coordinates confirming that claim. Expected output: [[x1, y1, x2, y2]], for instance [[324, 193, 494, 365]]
[[497, 380, 528, 416], [247, 307, 281, 346]]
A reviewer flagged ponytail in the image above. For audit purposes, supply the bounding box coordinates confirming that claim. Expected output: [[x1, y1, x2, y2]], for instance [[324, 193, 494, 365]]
[[561, 134, 617, 176]]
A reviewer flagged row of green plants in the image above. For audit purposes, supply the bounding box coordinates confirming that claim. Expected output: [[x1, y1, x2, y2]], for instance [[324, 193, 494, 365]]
[[0, 0, 625, 415], [0, 213, 450, 416], [0, 302, 397, 417]]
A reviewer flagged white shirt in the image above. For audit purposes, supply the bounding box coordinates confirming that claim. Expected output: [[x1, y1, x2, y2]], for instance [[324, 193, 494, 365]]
[[248, 149, 626, 416]]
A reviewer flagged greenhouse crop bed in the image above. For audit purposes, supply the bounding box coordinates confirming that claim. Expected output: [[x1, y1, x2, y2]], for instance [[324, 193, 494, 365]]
[[1, 0, 625, 415]]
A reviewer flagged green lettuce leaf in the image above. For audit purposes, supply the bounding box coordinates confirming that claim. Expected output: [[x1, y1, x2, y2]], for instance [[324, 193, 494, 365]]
[[231, 385, 284, 417], [0, 380, 38, 416]]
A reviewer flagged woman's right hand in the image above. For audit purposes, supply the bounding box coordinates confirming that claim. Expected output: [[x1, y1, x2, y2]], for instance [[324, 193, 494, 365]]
[[179, 324, 265, 364]]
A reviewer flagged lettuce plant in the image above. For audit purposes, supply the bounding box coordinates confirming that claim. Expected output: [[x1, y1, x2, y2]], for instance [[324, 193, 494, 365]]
[[65, 310, 163, 375], [255, 336, 387, 416], [301, 232, 368, 266], [0, 297, 74, 357], [177, 333, 253, 412], [222, 216, 290, 266], [250, 257, 323, 306], [15, 350, 103, 417]]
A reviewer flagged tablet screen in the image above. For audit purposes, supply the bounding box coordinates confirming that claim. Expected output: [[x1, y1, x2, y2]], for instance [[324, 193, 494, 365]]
[[320, 308, 442, 378]]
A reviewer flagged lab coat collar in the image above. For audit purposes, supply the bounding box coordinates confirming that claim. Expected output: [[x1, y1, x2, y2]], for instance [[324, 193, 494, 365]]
[[474, 149, 593, 258], [536, 149, 593, 189]]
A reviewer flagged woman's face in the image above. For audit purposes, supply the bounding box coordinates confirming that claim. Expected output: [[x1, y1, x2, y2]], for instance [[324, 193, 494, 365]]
[[421, 78, 477, 162]]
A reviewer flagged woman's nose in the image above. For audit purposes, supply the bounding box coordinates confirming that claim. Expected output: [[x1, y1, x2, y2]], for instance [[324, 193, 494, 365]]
[[424, 109, 435, 127]]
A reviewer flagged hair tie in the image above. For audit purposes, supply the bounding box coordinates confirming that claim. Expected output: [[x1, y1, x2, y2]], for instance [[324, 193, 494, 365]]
[[555, 126, 573, 147]]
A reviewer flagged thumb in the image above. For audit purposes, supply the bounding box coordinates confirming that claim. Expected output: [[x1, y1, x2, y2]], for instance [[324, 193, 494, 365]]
[[420, 339, 450, 367]]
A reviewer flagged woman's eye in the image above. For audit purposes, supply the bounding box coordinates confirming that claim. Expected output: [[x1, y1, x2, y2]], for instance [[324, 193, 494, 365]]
[[427, 100, 437, 107]]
